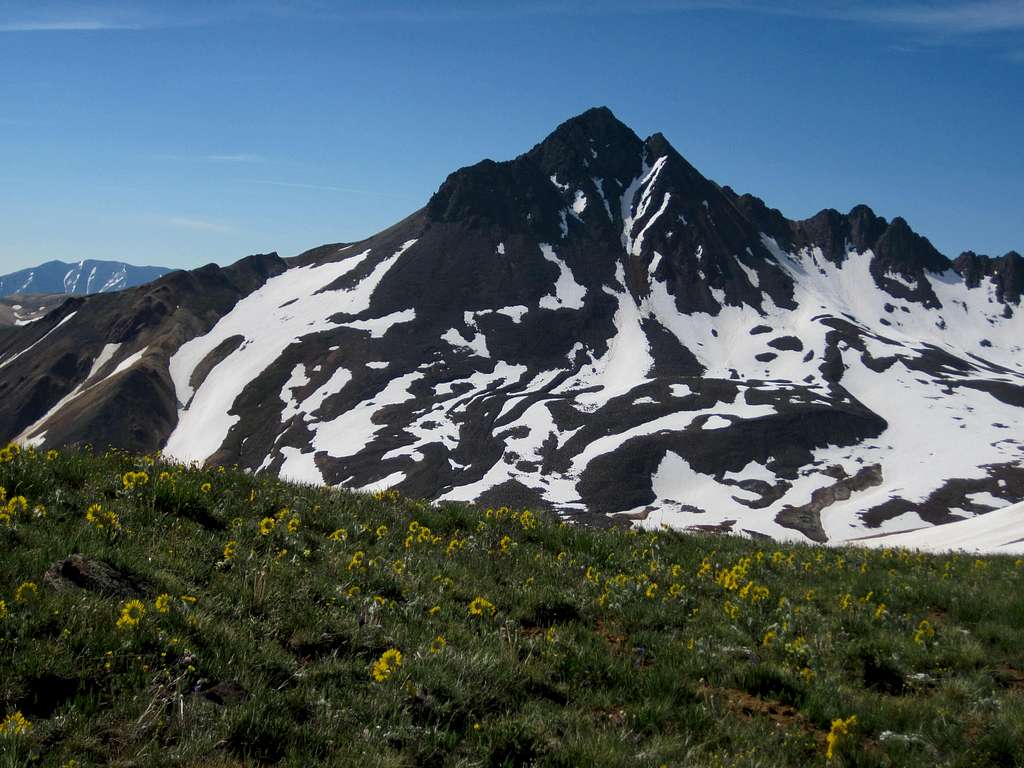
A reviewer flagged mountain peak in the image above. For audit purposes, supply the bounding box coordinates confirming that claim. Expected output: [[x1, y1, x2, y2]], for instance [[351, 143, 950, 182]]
[[2, 108, 1023, 548]]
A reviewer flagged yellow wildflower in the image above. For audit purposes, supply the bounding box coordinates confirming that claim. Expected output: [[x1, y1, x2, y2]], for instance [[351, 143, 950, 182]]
[[85, 503, 119, 530], [116, 599, 146, 630], [826, 715, 857, 760], [645, 582, 659, 599], [7, 496, 27, 516], [223, 540, 237, 560], [0, 711, 32, 736], [0, 600, 7, 619], [14, 582, 37, 603], [762, 630, 777, 647], [200, 482, 212, 494], [429, 635, 447, 653], [428, 605, 440, 616], [446, 537, 465, 557], [518, 509, 537, 529], [122, 470, 149, 490], [328, 528, 348, 541], [376, 524, 388, 539], [258, 517, 276, 536], [287, 517, 300, 533], [155, 594, 171, 613], [370, 648, 403, 682], [348, 551, 365, 571], [468, 596, 496, 617], [913, 619, 936, 645]]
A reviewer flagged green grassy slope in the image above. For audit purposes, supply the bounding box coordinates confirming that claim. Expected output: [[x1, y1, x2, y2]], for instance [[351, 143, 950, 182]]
[[1, 444, 1023, 767]]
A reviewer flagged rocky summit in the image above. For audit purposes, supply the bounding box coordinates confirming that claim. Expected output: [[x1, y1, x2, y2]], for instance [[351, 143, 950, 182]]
[[0, 107, 1021, 543]]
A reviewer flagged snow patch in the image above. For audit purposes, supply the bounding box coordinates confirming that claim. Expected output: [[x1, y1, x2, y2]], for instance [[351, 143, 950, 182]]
[[538, 244, 586, 311]]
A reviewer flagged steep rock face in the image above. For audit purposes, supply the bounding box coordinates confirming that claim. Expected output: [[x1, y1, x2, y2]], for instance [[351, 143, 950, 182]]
[[954, 251, 1023, 309], [0, 107, 1021, 544]]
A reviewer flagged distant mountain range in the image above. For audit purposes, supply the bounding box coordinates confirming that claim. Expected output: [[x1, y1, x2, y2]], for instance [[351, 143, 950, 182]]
[[0, 259, 171, 298], [0, 107, 1020, 544]]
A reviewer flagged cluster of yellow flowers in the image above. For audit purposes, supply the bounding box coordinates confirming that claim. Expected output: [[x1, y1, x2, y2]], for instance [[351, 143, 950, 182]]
[[0, 490, 34, 526], [116, 599, 146, 630], [446, 536, 466, 558], [85, 503, 120, 531], [404, 520, 441, 549], [0, 711, 32, 736], [913, 618, 936, 646], [468, 596, 496, 617], [121, 470, 149, 491], [370, 648, 403, 682], [825, 714, 857, 760], [14, 582, 37, 604], [0, 443, 21, 463]]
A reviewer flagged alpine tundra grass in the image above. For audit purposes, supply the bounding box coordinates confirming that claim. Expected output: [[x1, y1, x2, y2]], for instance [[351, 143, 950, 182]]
[[1, 445, 1023, 767]]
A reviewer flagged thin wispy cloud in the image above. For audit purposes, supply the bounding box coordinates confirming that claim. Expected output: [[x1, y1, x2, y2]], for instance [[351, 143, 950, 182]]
[[244, 179, 415, 199], [151, 152, 267, 164], [0, 0, 207, 33], [830, 1, 1024, 34], [204, 153, 265, 163], [161, 216, 234, 233], [0, 117, 47, 126], [5, 1, 1022, 39], [0, 20, 139, 31], [348, 0, 1024, 49]]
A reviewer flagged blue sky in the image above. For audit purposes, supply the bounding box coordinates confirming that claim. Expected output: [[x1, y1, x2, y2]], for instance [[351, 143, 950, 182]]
[[0, 1, 1021, 273]]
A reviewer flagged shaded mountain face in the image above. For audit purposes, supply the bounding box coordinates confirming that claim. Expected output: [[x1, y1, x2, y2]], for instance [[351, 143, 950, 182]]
[[1, 107, 1021, 543], [0, 295, 67, 327], [0, 259, 170, 298]]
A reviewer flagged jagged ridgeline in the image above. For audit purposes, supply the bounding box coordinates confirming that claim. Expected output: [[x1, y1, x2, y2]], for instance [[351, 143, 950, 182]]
[[0, 107, 1021, 542]]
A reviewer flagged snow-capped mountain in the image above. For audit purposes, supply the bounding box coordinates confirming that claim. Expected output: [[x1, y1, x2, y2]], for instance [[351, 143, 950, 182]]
[[0, 107, 1021, 544], [0, 259, 170, 298]]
